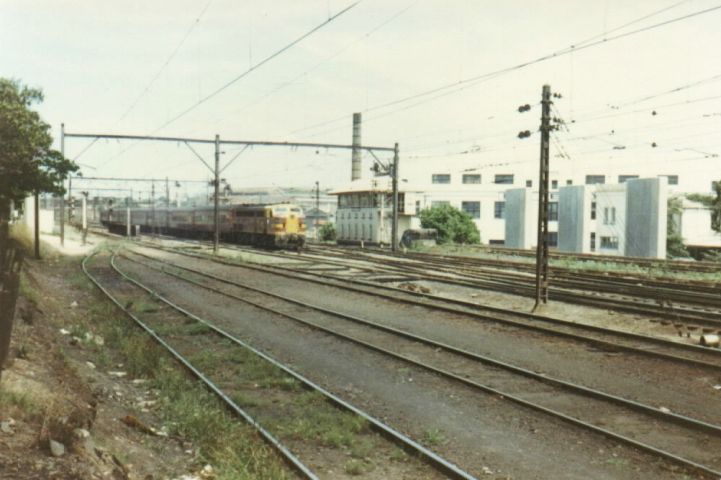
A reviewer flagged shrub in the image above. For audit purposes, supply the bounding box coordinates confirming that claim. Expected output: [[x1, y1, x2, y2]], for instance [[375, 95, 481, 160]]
[[418, 204, 480, 244], [318, 222, 337, 242]]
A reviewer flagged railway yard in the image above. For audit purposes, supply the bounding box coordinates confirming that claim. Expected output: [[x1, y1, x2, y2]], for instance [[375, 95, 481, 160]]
[[8, 229, 716, 479]]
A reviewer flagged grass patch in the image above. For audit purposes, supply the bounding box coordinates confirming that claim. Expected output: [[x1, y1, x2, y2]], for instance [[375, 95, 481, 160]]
[[133, 301, 160, 314], [389, 446, 409, 462], [422, 428, 446, 446], [18, 274, 40, 305], [77, 282, 291, 478], [179, 322, 212, 336], [0, 389, 42, 418], [344, 458, 374, 476]]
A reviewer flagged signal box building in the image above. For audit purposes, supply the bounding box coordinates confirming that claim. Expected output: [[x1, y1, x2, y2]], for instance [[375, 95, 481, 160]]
[[332, 177, 421, 245]]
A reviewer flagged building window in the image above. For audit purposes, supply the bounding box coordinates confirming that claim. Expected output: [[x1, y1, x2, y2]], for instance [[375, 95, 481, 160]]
[[585, 175, 606, 185], [525, 180, 533, 187], [461, 201, 481, 219], [603, 207, 617, 225], [600, 236, 619, 249], [494, 174, 514, 184], [662, 175, 679, 185], [551, 180, 558, 189], [415, 200, 421, 215], [431, 200, 450, 208], [591, 201, 596, 220], [489, 239, 505, 245], [590, 232, 596, 252], [547, 232, 558, 247], [432, 174, 451, 184], [494, 201, 505, 219], [618, 175, 639, 184], [566, 179, 573, 185], [548, 202, 558, 221], [462, 174, 481, 184]]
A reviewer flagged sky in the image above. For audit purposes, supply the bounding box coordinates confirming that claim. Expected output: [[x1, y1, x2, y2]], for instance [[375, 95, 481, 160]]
[[2, 0, 720, 198]]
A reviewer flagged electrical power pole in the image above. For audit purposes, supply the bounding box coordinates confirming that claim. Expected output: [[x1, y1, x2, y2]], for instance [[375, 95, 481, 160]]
[[151, 182, 156, 237], [391, 143, 400, 252], [315, 181, 320, 236], [534, 85, 552, 309], [60, 123, 65, 247], [213, 134, 220, 254], [34, 191, 40, 259], [165, 177, 170, 209]]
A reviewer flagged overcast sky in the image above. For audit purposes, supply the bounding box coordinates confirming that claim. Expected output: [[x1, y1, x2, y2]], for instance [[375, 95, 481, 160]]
[[2, 0, 720, 196]]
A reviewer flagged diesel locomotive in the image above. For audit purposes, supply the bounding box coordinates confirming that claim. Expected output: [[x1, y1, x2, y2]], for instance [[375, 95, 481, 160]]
[[100, 203, 305, 248]]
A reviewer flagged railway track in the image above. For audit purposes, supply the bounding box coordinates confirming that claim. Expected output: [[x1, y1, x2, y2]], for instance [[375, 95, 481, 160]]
[[173, 240, 721, 334], [470, 244, 721, 273], [83, 250, 475, 480], [116, 245, 721, 479], [131, 243, 721, 370], [304, 245, 721, 325]]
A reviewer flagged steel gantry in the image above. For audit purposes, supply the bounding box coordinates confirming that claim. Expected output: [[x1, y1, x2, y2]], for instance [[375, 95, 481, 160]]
[[61, 128, 400, 253]]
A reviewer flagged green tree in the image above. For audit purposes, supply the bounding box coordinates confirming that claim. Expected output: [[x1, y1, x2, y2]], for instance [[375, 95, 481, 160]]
[[666, 196, 688, 258], [318, 222, 336, 241], [686, 181, 721, 233], [0, 78, 77, 229], [418, 204, 480, 244]]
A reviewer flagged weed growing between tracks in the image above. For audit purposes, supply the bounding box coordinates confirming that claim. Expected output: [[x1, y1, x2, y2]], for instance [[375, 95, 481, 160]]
[[64, 269, 291, 480]]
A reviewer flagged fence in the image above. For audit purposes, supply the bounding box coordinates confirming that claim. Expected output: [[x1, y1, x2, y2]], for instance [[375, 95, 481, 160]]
[[0, 236, 24, 378]]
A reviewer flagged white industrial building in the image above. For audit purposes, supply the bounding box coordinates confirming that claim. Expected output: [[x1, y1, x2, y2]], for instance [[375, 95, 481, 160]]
[[556, 178, 668, 258], [329, 115, 719, 256]]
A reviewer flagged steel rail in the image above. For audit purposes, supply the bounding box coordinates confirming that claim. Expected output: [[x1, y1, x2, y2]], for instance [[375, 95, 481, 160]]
[[469, 244, 721, 272], [114, 250, 721, 479], [81, 252, 319, 480], [309, 243, 721, 298], [103, 252, 476, 480], [298, 247, 721, 327], [308, 249, 721, 316], [120, 251, 721, 437], [131, 244, 721, 370]]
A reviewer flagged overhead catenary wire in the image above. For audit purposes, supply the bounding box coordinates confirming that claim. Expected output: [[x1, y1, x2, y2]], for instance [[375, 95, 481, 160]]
[[96, 1, 362, 170], [287, 3, 721, 138], [151, 1, 361, 135], [189, 0, 418, 136], [113, 0, 214, 127]]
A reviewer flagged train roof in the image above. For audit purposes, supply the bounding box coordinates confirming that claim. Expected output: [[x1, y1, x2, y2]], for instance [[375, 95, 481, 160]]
[[121, 202, 302, 213]]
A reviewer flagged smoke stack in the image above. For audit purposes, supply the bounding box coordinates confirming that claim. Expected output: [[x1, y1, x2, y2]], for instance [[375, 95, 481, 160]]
[[351, 112, 362, 181]]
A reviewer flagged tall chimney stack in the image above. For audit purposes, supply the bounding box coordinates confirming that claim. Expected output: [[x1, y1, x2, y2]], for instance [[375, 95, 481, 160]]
[[351, 112, 362, 181]]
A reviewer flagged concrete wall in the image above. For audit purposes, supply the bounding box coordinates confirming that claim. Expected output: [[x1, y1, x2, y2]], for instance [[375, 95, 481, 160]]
[[681, 204, 721, 247], [558, 185, 590, 253], [594, 185, 626, 256], [504, 188, 536, 249], [23, 197, 55, 234], [625, 178, 667, 258]]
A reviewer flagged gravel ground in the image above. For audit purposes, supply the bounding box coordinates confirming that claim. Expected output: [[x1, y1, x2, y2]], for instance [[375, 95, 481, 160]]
[[117, 247, 717, 479], [132, 246, 721, 425]]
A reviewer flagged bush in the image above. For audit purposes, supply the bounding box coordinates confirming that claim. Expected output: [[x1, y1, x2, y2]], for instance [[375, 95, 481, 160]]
[[418, 204, 480, 245], [318, 222, 337, 242], [667, 196, 688, 258]]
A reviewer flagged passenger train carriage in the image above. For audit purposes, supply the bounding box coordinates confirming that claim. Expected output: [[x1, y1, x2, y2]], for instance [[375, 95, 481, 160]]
[[100, 203, 305, 248]]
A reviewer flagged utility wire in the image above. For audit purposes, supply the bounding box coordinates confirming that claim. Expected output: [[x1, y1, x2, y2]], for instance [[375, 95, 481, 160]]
[[152, 1, 361, 134], [95, 1, 361, 169], [114, 0, 214, 126], [196, 0, 417, 134], [289, 3, 721, 136]]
